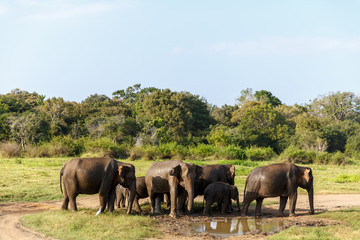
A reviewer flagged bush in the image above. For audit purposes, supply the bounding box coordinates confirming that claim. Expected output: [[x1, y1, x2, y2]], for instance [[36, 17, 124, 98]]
[[314, 152, 332, 164], [330, 151, 348, 165], [157, 143, 189, 160], [217, 145, 246, 160], [0, 142, 22, 158], [189, 144, 216, 158], [129, 146, 145, 160], [83, 138, 128, 159], [279, 147, 316, 164], [245, 146, 275, 161]]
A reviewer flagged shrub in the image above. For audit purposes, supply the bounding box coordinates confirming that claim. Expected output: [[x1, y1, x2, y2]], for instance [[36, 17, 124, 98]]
[[330, 151, 348, 165], [129, 146, 145, 160], [217, 145, 246, 160], [279, 147, 316, 164], [189, 144, 216, 158], [84, 138, 128, 159], [157, 143, 189, 160], [0, 142, 22, 158], [245, 146, 275, 161], [314, 152, 332, 164], [143, 145, 157, 160]]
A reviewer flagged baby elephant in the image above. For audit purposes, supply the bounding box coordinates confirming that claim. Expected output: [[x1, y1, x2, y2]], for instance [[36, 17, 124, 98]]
[[203, 182, 240, 216], [115, 184, 129, 208]]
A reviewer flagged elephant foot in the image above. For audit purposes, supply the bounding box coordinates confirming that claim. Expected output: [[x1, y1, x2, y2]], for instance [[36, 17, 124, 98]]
[[289, 213, 297, 217], [276, 211, 285, 217], [169, 212, 178, 218], [309, 210, 315, 215]]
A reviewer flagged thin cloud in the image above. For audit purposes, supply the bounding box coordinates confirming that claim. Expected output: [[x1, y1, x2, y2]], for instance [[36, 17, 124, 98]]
[[26, 3, 112, 20], [208, 37, 360, 56], [0, 3, 11, 16]]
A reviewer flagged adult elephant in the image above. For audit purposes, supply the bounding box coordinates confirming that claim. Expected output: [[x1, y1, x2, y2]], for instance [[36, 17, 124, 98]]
[[194, 164, 235, 198], [241, 163, 314, 217], [145, 160, 203, 218], [60, 158, 136, 215]]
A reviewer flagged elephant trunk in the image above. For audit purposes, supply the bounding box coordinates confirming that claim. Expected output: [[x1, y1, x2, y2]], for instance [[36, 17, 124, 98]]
[[236, 197, 241, 212], [126, 178, 136, 214], [185, 183, 194, 213], [307, 184, 314, 215]]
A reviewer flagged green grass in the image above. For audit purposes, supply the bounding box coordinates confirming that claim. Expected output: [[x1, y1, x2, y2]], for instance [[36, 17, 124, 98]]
[[1, 157, 360, 203], [270, 207, 360, 240], [21, 209, 159, 240], [1, 157, 359, 239]]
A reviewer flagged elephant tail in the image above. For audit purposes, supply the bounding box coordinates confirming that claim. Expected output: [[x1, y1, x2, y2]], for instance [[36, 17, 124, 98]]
[[242, 176, 249, 204], [60, 165, 65, 193]]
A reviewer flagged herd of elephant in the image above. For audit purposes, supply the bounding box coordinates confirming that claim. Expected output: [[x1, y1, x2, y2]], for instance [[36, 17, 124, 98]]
[[59, 158, 314, 218]]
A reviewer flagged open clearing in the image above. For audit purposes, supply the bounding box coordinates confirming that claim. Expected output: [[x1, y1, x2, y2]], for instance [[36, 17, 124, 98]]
[[1, 194, 359, 240]]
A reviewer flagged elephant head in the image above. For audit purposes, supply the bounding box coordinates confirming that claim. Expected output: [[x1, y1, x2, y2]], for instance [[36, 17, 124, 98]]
[[170, 163, 203, 213], [297, 167, 314, 215], [229, 185, 240, 212], [115, 165, 136, 214]]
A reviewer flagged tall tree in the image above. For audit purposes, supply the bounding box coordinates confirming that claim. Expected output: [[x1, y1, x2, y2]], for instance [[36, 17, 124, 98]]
[[310, 91, 360, 121]]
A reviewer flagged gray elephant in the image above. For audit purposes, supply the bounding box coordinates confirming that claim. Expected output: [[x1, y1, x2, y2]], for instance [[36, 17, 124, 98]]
[[145, 160, 203, 217], [203, 182, 240, 216], [241, 163, 314, 217], [60, 158, 136, 215], [115, 184, 129, 208], [194, 164, 235, 198]]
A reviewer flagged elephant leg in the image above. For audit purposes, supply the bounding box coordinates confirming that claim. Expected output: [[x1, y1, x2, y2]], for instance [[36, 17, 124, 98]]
[[61, 185, 69, 210], [149, 192, 156, 214], [289, 192, 298, 217], [134, 196, 142, 212], [221, 195, 230, 214], [278, 196, 288, 216], [203, 196, 213, 216], [255, 197, 264, 217], [241, 192, 256, 216], [177, 189, 187, 215], [69, 193, 78, 211], [120, 194, 126, 208], [164, 193, 171, 210], [154, 194, 162, 213]]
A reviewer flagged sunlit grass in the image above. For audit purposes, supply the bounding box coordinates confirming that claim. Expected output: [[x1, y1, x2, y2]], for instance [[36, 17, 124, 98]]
[[1, 157, 360, 203], [270, 207, 360, 240], [21, 209, 159, 240]]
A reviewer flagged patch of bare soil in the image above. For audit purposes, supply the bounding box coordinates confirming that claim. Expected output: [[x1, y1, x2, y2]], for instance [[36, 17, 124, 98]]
[[0, 194, 359, 240]]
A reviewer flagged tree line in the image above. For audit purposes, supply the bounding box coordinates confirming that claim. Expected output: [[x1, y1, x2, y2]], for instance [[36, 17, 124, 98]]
[[0, 85, 359, 163]]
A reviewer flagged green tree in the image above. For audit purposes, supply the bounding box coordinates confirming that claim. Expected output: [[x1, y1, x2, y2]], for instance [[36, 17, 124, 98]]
[[139, 89, 213, 143], [310, 91, 360, 121], [231, 101, 291, 151]]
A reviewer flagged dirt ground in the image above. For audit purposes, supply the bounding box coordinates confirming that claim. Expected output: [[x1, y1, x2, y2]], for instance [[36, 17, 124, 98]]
[[0, 194, 359, 240]]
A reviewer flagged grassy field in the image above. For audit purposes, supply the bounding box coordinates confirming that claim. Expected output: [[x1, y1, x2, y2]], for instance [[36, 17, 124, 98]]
[[270, 207, 360, 240], [1, 157, 360, 239], [1, 157, 360, 203]]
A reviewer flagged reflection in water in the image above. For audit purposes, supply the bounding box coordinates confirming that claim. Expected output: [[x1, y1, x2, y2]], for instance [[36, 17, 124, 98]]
[[192, 218, 283, 236]]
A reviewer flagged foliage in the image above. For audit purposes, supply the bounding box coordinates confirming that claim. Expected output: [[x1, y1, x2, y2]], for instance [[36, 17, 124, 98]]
[[245, 146, 275, 161], [0, 87, 360, 160], [279, 146, 316, 164]]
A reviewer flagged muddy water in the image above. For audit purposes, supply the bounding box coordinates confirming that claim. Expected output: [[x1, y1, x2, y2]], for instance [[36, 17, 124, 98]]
[[192, 218, 284, 236]]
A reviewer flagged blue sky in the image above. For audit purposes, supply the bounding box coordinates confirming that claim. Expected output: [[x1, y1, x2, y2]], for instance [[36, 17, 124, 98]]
[[1, 0, 360, 106]]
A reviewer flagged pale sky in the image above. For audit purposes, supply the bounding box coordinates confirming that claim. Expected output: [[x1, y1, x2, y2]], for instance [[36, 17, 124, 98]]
[[1, 0, 360, 106]]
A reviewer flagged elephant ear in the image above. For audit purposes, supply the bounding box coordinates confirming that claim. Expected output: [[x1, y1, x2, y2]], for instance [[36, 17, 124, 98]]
[[229, 165, 235, 177], [169, 165, 181, 178], [303, 168, 312, 183], [118, 166, 126, 179], [195, 165, 203, 179]]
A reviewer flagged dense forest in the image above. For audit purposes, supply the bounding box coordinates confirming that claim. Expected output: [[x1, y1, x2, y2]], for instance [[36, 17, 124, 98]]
[[1, 85, 359, 164]]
